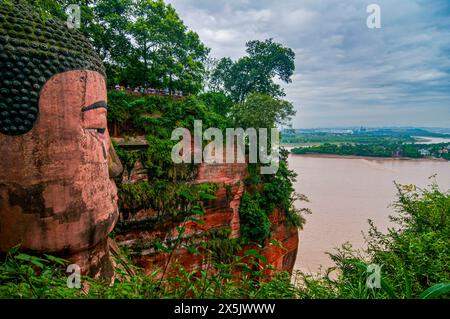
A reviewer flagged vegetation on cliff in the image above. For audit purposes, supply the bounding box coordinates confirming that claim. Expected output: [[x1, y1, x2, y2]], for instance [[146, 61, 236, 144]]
[[107, 89, 302, 261], [1, 183, 448, 299], [240, 149, 306, 243], [99, 9, 302, 255]]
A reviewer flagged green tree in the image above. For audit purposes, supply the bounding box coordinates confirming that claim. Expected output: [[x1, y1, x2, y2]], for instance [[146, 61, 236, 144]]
[[198, 91, 233, 117], [128, 0, 209, 93], [18, 0, 66, 19], [230, 92, 296, 129], [25, 0, 209, 91], [211, 39, 295, 102], [84, 0, 133, 70]]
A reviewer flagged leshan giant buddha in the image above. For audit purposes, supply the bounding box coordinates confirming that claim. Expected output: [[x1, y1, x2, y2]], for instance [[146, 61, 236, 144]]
[[0, 1, 122, 279]]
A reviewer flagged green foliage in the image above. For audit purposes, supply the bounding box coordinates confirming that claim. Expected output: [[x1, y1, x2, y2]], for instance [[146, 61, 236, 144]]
[[123, 0, 209, 92], [108, 91, 238, 267], [231, 93, 296, 129], [107, 91, 136, 131], [28, 0, 209, 91], [285, 129, 450, 161], [107, 90, 233, 215], [291, 142, 399, 157], [282, 129, 418, 145], [291, 141, 450, 160], [2, 182, 448, 300], [144, 135, 184, 179], [114, 146, 141, 176], [419, 283, 450, 299], [117, 180, 218, 221], [210, 39, 295, 102], [198, 91, 234, 117], [199, 227, 242, 264], [295, 182, 450, 299], [107, 91, 229, 137], [85, 0, 134, 66], [19, 0, 66, 20], [261, 149, 307, 228], [0, 245, 299, 299], [239, 192, 271, 243], [0, 246, 77, 299], [240, 149, 306, 242]]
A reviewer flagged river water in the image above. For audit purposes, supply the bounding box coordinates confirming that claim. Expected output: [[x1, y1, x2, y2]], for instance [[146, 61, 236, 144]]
[[411, 136, 450, 144], [289, 154, 450, 274]]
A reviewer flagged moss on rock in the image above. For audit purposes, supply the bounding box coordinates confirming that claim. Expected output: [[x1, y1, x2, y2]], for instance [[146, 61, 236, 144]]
[[0, 0, 105, 136]]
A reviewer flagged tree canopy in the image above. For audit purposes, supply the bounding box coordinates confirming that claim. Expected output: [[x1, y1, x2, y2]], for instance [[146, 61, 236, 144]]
[[126, 0, 209, 93], [210, 39, 295, 103], [231, 93, 296, 129], [25, 0, 209, 94]]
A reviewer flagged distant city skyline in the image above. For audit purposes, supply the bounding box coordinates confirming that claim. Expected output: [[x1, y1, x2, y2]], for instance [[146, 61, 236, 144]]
[[167, 0, 450, 128]]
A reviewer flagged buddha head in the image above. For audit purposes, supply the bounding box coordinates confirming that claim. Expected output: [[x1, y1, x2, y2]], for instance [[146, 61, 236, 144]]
[[0, 1, 122, 277]]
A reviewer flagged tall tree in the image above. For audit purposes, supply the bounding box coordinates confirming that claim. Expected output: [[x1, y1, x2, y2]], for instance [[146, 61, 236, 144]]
[[230, 93, 296, 130], [128, 0, 209, 93], [25, 0, 209, 92], [211, 39, 295, 102], [85, 0, 133, 63]]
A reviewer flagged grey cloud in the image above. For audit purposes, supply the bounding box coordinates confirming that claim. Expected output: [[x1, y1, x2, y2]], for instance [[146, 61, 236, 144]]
[[167, 0, 450, 128]]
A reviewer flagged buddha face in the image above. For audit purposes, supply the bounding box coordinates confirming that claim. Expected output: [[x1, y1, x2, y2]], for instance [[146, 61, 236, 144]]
[[0, 70, 121, 254]]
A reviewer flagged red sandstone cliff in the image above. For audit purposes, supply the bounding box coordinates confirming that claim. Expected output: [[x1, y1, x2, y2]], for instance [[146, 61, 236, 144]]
[[114, 158, 299, 278]]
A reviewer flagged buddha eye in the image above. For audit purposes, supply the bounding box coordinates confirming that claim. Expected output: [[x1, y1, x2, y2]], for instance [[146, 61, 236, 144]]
[[86, 128, 106, 134]]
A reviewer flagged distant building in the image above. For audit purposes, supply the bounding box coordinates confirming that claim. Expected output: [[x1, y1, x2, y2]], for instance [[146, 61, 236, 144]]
[[330, 129, 353, 134], [419, 149, 430, 156]]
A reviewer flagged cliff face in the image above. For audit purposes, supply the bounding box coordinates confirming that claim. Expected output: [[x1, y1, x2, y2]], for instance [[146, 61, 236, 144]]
[[241, 209, 299, 277], [114, 158, 299, 277]]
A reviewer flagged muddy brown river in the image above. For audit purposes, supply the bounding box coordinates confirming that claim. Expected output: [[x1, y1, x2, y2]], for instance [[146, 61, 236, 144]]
[[289, 154, 450, 274]]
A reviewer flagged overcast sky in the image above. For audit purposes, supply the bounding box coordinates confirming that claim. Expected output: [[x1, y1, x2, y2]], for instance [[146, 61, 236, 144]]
[[167, 0, 450, 128]]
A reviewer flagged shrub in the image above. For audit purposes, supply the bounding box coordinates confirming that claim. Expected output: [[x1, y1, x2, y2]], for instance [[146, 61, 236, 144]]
[[295, 182, 450, 299], [239, 192, 271, 243]]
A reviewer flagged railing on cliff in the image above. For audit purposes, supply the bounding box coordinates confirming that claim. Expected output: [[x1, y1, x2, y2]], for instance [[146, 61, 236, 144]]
[[107, 87, 190, 137], [108, 87, 189, 101]]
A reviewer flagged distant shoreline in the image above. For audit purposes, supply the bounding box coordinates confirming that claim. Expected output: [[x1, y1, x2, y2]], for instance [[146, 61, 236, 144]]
[[289, 153, 449, 162]]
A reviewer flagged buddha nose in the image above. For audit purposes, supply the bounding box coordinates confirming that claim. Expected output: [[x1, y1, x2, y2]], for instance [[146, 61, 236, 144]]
[[108, 142, 123, 179]]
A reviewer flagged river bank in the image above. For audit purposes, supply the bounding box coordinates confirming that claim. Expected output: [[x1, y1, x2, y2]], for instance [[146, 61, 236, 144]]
[[290, 153, 449, 162]]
